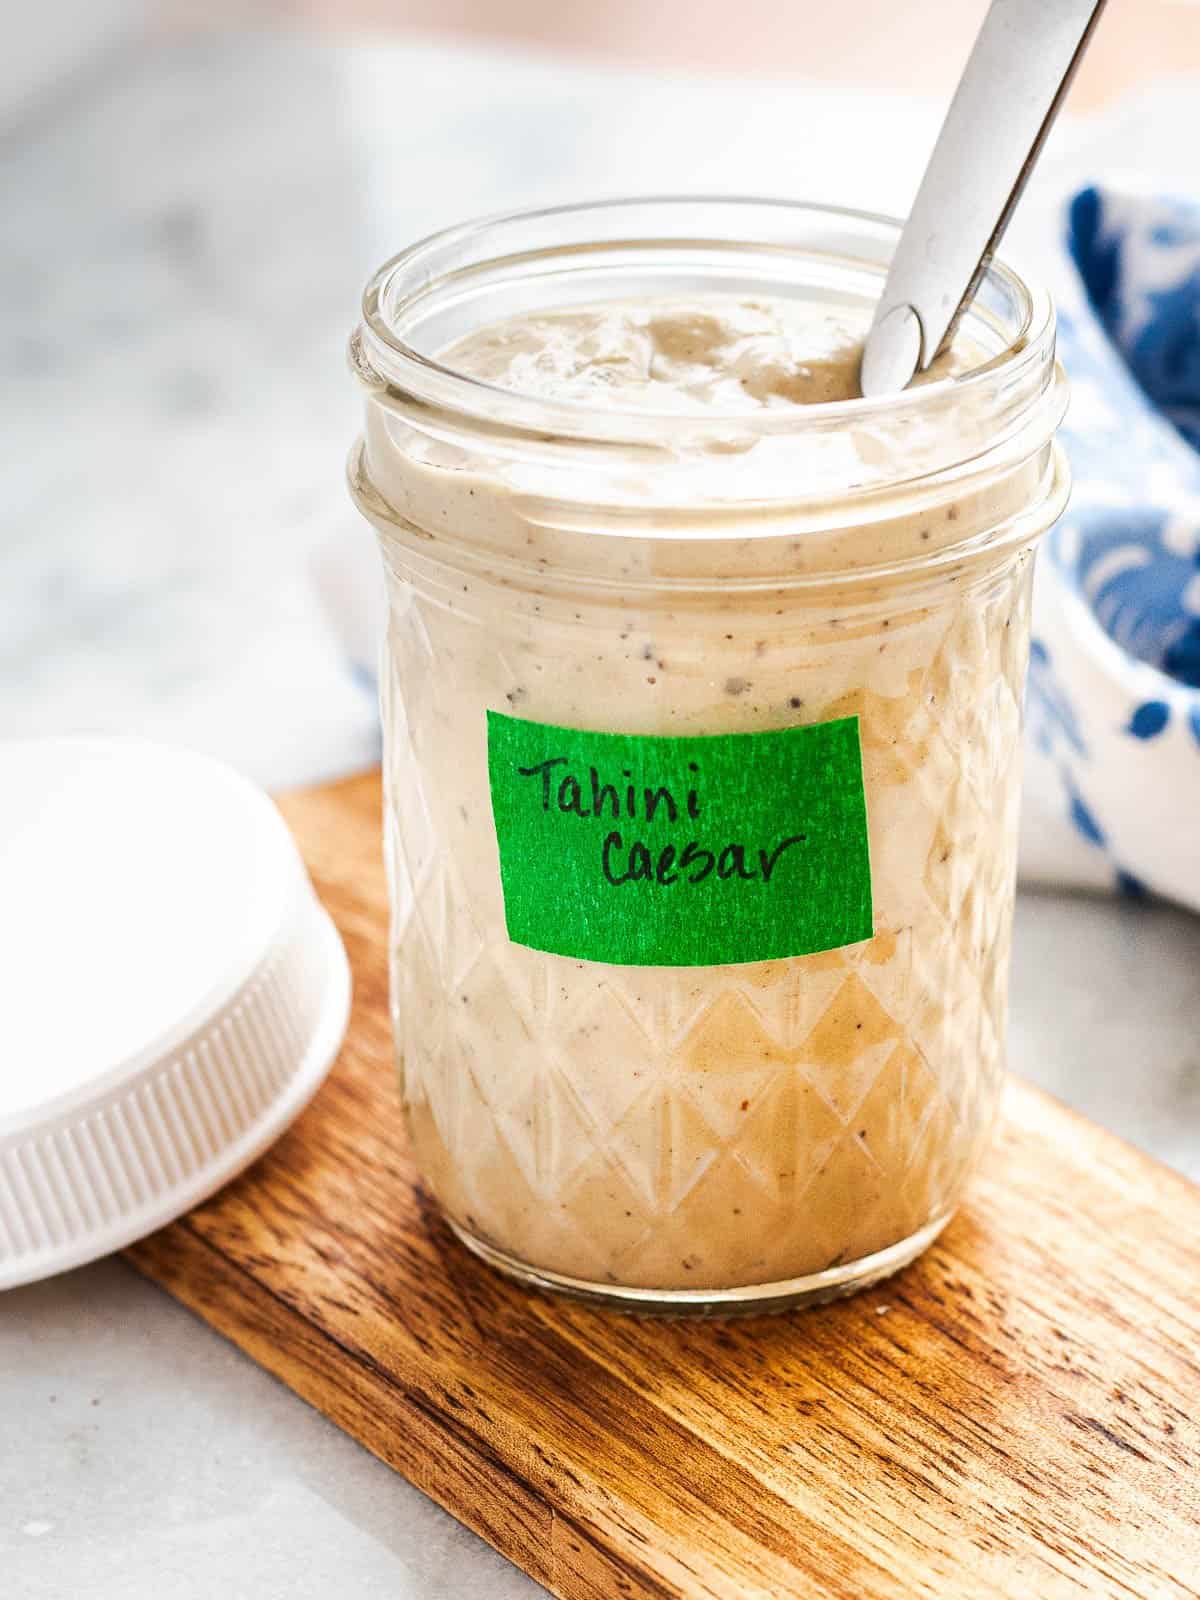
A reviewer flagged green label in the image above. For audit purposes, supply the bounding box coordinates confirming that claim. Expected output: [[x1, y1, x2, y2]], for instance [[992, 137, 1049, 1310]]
[[486, 710, 872, 968]]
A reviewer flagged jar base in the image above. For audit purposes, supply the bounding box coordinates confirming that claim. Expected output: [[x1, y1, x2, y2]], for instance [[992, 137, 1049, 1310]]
[[444, 1211, 953, 1318]]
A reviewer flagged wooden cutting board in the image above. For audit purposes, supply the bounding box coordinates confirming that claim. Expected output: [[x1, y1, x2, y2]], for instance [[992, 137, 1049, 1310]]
[[127, 770, 1200, 1600]]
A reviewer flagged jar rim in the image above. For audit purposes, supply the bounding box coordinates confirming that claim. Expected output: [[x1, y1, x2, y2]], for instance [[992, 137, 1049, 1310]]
[[356, 194, 1055, 445]]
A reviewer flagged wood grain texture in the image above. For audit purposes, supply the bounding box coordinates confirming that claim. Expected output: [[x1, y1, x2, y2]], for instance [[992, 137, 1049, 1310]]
[[127, 770, 1200, 1600]]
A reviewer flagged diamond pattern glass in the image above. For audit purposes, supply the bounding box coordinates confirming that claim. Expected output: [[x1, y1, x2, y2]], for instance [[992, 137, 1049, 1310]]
[[381, 547, 1034, 1297]]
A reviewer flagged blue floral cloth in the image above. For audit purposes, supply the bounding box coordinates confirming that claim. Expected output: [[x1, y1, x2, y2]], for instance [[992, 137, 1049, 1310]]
[[1022, 186, 1200, 906]]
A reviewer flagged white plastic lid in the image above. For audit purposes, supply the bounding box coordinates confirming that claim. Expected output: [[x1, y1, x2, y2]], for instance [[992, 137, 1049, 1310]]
[[0, 738, 351, 1288]]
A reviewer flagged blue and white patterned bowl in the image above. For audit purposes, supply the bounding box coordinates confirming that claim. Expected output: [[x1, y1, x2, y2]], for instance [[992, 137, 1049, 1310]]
[[1024, 186, 1200, 907]]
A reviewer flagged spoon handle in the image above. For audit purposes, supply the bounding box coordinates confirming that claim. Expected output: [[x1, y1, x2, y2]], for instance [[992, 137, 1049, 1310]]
[[860, 0, 1108, 397]]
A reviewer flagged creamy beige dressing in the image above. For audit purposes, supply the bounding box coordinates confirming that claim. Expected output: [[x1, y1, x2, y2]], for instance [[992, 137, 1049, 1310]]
[[362, 294, 1036, 1297], [440, 296, 969, 409]]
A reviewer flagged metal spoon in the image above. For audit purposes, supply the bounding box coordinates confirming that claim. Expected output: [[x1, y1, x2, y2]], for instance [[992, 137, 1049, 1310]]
[[860, 0, 1109, 397]]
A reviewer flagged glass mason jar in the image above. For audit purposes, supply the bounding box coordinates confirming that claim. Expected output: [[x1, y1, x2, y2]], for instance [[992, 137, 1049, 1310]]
[[348, 198, 1068, 1314]]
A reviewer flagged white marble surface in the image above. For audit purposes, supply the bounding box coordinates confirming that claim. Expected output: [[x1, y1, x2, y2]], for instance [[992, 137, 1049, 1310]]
[[3, 26, 1200, 1600], [0, 1258, 540, 1600]]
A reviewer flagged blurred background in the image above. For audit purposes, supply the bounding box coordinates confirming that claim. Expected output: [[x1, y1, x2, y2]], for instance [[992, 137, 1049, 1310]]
[[5, 0, 1199, 777], [16, 1, 1200, 107]]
